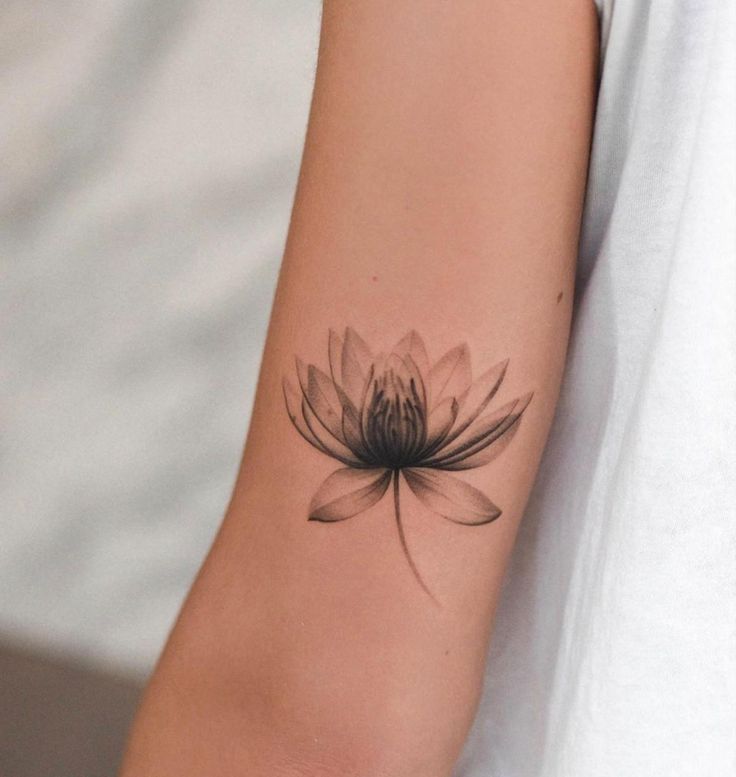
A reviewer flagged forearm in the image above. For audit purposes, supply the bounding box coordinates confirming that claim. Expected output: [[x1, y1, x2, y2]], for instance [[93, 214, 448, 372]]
[[120, 2, 597, 775]]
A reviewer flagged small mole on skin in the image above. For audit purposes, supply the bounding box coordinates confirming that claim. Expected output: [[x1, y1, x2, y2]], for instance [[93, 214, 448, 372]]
[[372, 275, 379, 282], [444, 649, 450, 656], [556, 291, 564, 304]]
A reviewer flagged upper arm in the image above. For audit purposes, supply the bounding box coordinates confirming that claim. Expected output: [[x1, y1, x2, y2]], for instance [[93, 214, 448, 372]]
[[121, 3, 599, 776]]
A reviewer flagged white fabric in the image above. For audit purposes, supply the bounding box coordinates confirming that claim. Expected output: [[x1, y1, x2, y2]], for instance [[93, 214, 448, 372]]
[[456, 1, 736, 775], [0, 0, 319, 671]]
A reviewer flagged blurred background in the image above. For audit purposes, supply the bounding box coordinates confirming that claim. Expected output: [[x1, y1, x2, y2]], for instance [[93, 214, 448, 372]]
[[1, 1, 320, 773]]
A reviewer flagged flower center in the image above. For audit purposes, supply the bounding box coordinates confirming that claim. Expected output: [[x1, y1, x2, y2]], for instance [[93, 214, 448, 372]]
[[363, 364, 427, 467]]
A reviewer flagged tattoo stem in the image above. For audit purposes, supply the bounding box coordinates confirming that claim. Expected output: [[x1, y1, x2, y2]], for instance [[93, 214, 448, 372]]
[[392, 470, 438, 604]]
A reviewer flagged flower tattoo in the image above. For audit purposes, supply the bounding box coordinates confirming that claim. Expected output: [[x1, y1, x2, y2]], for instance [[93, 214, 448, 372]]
[[283, 328, 532, 600]]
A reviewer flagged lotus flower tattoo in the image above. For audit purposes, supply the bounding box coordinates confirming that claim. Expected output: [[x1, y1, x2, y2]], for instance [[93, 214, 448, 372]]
[[283, 328, 532, 600]]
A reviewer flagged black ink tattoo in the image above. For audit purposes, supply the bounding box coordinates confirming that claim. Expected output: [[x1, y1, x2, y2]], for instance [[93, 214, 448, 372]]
[[283, 329, 532, 601]]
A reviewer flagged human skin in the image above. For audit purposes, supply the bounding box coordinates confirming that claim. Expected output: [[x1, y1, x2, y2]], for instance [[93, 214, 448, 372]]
[[119, 2, 598, 775]]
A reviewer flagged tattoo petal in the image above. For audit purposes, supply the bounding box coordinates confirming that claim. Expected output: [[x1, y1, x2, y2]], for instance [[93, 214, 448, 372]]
[[402, 467, 501, 525], [434, 414, 522, 470], [428, 344, 472, 409], [309, 467, 392, 522], [342, 403, 373, 462], [444, 359, 509, 445], [428, 393, 533, 466], [301, 398, 367, 467], [341, 327, 373, 405], [283, 378, 332, 455], [392, 330, 430, 381], [328, 329, 344, 387], [297, 361, 349, 446], [424, 396, 459, 449]]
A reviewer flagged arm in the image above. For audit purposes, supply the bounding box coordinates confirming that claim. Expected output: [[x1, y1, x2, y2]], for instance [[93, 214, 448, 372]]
[[120, 2, 598, 775]]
